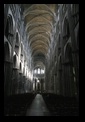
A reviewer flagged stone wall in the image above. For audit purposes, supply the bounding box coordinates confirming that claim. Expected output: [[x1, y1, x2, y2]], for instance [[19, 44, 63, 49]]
[[45, 4, 79, 98], [4, 4, 33, 96]]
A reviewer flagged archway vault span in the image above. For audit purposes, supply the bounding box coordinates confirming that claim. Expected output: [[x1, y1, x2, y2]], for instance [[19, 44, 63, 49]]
[[23, 4, 56, 68], [32, 47, 48, 55], [32, 50, 47, 57], [28, 34, 51, 46], [25, 22, 53, 32], [31, 41, 48, 48], [25, 15, 53, 29], [24, 11, 54, 24], [27, 26, 52, 36], [23, 4, 55, 18]]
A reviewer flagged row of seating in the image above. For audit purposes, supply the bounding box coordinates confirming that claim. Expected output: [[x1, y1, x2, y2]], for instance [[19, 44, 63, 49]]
[[42, 93, 79, 116], [4, 93, 36, 116]]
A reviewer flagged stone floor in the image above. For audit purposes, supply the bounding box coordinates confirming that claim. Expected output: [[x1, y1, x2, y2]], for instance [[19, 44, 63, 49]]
[[4, 93, 79, 116], [26, 94, 51, 116]]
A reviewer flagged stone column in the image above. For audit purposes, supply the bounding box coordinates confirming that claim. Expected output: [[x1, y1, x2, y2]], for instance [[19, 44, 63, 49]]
[[24, 77, 28, 93], [4, 61, 12, 96], [67, 4, 79, 99], [41, 79, 43, 93], [54, 74, 57, 94], [11, 68, 19, 95], [18, 72, 22, 94], [58, 69, 63, 95], [35, 79, 37, 92], [22, 75, 25, 93], [59, 5, 66, 97]]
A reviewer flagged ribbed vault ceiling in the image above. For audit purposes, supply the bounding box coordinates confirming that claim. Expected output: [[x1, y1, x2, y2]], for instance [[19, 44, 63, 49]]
[[23, 4, 57, 68]]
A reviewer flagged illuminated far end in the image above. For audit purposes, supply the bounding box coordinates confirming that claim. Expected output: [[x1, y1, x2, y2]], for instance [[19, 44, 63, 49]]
[[37, 79, 40, 83]]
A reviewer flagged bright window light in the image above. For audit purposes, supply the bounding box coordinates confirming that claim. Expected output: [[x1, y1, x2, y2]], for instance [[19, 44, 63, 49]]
[[41, 69, 45, 74], [38, 68, 40, 74], [37, 79, 39, 83], [13, 51, 16, 56], [34, 69, 37, 74]]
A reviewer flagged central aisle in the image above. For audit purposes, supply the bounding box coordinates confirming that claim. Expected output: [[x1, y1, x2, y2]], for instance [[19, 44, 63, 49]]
[[26, 94, 51, 116]]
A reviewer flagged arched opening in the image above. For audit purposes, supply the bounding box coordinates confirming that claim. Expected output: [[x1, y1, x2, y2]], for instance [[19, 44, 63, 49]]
[[63, 18, 70, 46], [13, 54, 17, 68], [20, 62, 22, 71], [64, 43, 76, 97], [71, 4, 79, 26], [18, 62, 23, 93], [21, 43, 23, 61], [21, 43, 23, 54], [5, 14, 13, 45], [5, 18, 9, 39], [16, 32, 20, 46], [14, 32, 20, 56]]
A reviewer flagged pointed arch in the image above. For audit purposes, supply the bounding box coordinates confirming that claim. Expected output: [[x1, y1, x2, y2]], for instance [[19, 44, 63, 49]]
[[13, 54, 18, 68], [64, 42, 72, 64], [63, 18, 70, 45], [15, 32, 20, 46], [14, 32, 20, 56], [5, 14, 13, 45], [24, 4, 55, 18]]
